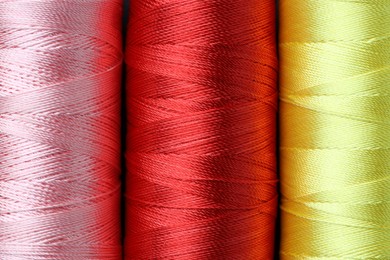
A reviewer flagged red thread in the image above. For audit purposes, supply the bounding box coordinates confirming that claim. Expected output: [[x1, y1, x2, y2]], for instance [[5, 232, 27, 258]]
[[0, 1, 123, 258], [125, 0, 278, 259]]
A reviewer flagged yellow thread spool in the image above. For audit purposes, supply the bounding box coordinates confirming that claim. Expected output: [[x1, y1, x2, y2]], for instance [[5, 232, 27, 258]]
[[280, 0, 390, 258]]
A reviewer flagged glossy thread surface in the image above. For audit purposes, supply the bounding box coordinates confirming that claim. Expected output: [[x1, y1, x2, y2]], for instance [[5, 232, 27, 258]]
[[280, 0, 390, 258], [0, 1, 123, 259], [125, 0, 278, 259]]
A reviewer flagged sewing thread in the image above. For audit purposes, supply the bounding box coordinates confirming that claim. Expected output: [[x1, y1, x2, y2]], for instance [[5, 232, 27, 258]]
[[125, 0, 278, 258], [280, 0, 390, 258], [0, 1, 123, 258]]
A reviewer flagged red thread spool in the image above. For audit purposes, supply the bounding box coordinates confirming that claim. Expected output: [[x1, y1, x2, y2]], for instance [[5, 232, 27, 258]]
[[0, 1, 123, 258], [125, 0, 278, 258]]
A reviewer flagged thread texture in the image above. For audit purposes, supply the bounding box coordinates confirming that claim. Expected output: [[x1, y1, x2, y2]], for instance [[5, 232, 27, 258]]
[[125, 0, 278, 259], [0, 1, 123, 259], [280, 0, 390, 258]]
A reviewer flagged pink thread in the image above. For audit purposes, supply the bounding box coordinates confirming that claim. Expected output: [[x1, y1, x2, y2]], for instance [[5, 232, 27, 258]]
[[0, 1, 123, 259]]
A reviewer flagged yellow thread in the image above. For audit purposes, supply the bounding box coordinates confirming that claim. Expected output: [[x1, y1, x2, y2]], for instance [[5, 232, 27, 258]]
[[280, 0, 390, 259]]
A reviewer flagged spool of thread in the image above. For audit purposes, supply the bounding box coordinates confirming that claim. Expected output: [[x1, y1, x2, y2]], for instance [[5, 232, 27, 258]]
[[280, 0, 390, 258], [125, 0, 278, 258], [0, 1, 123, 258]]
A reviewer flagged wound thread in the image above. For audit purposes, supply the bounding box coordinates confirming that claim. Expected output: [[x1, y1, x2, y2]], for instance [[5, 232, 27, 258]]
[[280, 0, 390, 258], [125, 0, 278, 259], [0, 1, 123, 259]]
